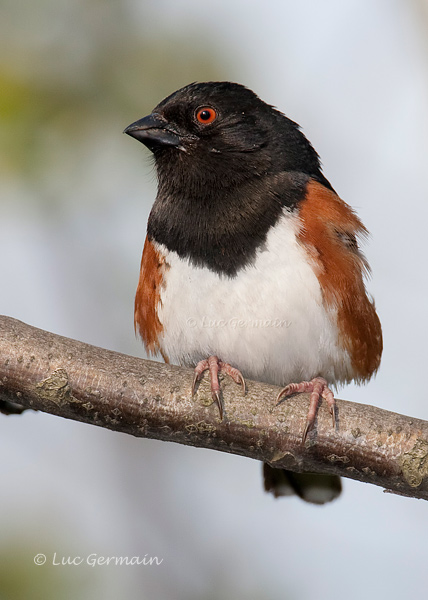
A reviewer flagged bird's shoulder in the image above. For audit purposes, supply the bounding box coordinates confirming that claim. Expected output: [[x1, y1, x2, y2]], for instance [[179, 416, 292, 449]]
[[296, 180, 383, 380]]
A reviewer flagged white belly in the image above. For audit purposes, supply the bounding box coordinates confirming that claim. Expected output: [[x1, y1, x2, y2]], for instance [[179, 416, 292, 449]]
[[156, 210, 353, 386]]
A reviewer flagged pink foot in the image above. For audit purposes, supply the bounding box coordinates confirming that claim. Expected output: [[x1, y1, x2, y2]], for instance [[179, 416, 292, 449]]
[[192, 356, 246, 419], [276, 376, 336, 442]]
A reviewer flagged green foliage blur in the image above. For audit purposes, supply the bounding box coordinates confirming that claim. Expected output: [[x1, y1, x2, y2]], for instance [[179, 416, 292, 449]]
[[0, 0, 223, 193]]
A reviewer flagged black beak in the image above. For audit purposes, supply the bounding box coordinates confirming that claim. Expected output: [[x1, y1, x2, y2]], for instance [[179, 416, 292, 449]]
[[123, 113, 181, 151]]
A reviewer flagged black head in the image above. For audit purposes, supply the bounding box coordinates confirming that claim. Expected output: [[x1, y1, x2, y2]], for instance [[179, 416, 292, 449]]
[[124, 82, 332, 276], [124, 81, 329, 191]]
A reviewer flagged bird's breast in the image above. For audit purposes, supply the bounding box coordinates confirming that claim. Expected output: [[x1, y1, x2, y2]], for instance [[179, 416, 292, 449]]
[[151, 209, 354, 386]]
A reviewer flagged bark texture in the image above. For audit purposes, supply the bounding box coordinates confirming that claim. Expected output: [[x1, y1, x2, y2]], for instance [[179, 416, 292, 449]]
[[1, 315, 428, 500]]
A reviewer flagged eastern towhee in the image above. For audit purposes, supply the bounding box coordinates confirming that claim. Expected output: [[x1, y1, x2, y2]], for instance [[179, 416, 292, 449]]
[[124, 82, 382, 504]]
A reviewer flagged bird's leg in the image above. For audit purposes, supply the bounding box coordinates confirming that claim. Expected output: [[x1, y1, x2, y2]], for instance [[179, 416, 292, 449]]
[[276, 376, 336, 442], [192, 355, 246, 419]]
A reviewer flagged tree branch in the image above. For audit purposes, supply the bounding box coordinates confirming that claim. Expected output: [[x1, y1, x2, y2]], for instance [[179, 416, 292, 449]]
[[1, 315, 427, 500]]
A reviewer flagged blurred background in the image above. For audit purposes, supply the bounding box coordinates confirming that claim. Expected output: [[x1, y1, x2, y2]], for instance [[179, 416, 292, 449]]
[[1, 0, 428, 598]]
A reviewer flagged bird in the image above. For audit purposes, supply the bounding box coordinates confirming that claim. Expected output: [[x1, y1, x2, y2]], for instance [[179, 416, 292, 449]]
[[124, 81, 382, 504]]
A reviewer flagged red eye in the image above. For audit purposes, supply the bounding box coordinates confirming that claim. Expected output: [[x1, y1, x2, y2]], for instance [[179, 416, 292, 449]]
[[196, 107, 217, 124]]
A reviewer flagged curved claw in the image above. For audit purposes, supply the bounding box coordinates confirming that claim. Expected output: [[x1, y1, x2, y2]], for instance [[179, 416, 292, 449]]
[[212, 390, 224, 420], [192, 358, 209, 396], [302, 420, 312, 443], [192, 370, 200, 397], [236, 371, 246, 394], [276, 388, 288, 406], [330, 404, 336, 429], [218, 360, 246, 395]]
